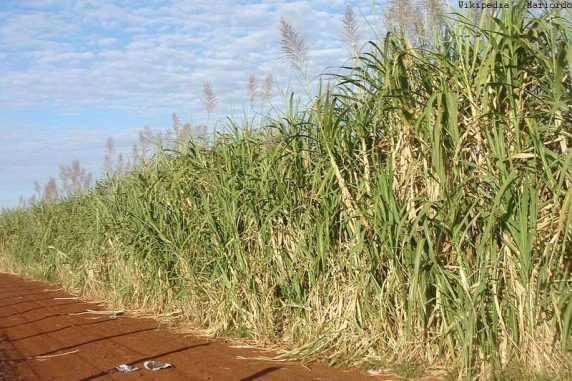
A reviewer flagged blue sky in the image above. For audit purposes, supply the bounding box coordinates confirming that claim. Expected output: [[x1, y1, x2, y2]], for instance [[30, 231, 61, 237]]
[[0, 0, 386, 208]]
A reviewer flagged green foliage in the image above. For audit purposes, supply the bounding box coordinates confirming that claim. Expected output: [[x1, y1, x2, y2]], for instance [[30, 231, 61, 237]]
[[1, 7, 571, 379]]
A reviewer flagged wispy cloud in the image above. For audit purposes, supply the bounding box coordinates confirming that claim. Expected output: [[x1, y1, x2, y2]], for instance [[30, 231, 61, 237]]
[[1, 1, 377, 112]]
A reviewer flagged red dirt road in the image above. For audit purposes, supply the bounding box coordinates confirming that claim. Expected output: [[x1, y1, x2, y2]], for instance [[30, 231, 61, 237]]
[[0, 273, 398, 381]]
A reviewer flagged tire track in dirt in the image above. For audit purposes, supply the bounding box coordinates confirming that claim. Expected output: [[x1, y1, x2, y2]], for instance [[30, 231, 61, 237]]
[[0, 273, 401, 380]]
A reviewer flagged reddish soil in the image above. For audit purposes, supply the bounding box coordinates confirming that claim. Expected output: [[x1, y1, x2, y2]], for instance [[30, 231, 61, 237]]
[[0, 273, 399, 381]]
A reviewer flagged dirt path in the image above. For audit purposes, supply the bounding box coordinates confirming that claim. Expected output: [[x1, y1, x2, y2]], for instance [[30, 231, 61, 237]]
[[0, 273, 399, 380]]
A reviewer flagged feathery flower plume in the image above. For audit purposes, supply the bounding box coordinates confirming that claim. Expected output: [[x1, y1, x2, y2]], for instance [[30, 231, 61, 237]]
[[172, 112, 181, 137], [342, 5, 361, 53], [27, 194, 37, 206], [279, 17, 307, 72], [247, 74, 258, 107], [131, 143, 139, 168], [59, 159, 91, 196], [385, 0, 423, 37], [202, 80, 217, 118], [116, 153, 125, 175], [134, 126, 155, 162], [44, 177, 59, 203], [426, 0, 444, 31], [262, 74, 273, 100], [180, 122, 193, 143], [103, 137, 115, 174]]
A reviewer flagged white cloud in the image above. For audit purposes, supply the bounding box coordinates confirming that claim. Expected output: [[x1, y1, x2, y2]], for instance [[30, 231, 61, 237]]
[[1, 1, 378, 113], [95, 37, 118, 46]]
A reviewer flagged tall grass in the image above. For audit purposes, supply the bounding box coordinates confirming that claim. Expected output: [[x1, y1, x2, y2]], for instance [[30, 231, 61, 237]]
[[1, 7, 570, 379]]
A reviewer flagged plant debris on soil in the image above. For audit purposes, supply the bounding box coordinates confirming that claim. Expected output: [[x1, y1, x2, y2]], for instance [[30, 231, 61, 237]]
[[0, 272, 402, 380]]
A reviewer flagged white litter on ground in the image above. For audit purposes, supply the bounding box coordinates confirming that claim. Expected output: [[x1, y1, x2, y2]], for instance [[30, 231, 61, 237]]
[[116, 364, 139, 372], [144, 360, 173, 371]]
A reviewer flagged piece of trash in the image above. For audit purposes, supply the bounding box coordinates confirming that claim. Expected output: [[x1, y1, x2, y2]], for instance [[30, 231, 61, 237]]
[[116, 364, 139, 373], [367, 369, 383, 376], [144, 360, 173, 371]]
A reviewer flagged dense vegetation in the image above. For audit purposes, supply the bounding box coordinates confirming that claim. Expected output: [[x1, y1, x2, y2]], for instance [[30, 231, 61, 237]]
[[1, 7, 571, 379]]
